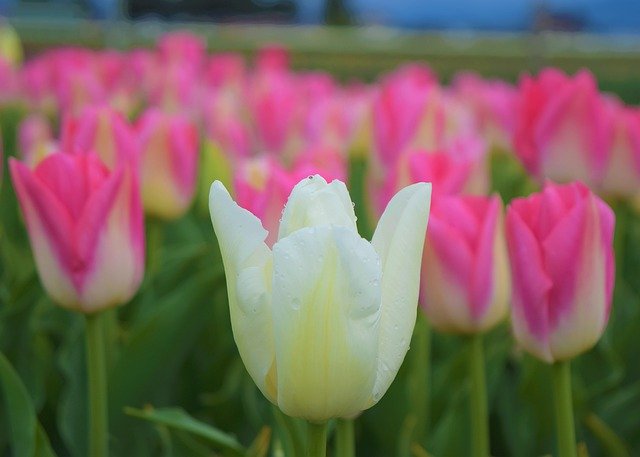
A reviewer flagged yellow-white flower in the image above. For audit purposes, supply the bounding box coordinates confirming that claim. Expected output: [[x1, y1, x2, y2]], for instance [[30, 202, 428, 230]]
[[209, 175, 431, 421]]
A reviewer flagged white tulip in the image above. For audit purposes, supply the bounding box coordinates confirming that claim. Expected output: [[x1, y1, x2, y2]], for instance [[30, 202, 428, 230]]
[[209, 175, 431, 421]]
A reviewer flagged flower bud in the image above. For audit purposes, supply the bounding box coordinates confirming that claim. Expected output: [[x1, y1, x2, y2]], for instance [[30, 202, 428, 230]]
[[506, 181, 615, 362]]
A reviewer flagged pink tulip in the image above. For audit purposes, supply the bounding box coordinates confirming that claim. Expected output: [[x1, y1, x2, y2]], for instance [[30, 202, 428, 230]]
[[55, 67, 106, 115], [61, 105, 139, 169], [10, 152, 144, 313], [248, 69, 302, 157], [452, 72, 517, 151], [303, 97, 352, 149], [18, 114, 56, 167], [598, 100, 640, 198], [136, 109, 199, 219], [420, 195, 509, 333], [371, 137, 488, 216], [234, 156, 297, 247], [20, 58, 55, 111], [514, 69, 611, 186], [292, 144, 347, 183], [234, 150, 344, 247], [205, 53, 246, 89], [150, 64, 200, 114], [157, 31, 206, 71], [506, 181, 615, 362], [255, 45, 290, 73], [372, 64, 436, 168]]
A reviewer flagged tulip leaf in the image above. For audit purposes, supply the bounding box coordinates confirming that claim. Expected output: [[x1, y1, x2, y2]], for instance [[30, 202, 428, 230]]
[[125, 406, 246, 456], [0, 351, 57, 457]]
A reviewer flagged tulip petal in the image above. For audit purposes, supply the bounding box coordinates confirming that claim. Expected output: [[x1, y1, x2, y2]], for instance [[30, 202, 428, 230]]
[[272, 225, 381, 421], [209, 181, 277, 402], [9, 157, 79, 307], [78, 166, 145, 312], [545, 195, 613, 360], [370, 182, 431, 403], [278, 175, 357, 240], [506, 207, 554, 362]]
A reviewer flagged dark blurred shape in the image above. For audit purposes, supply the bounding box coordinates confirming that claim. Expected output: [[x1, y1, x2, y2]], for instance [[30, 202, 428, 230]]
[[2, 0, 640, 33], [127, 0, 295, 22]]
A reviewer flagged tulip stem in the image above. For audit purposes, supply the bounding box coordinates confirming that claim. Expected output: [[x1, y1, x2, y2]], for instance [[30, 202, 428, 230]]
[[335, 419, 355, 457], [468, 333, 489, 457], [552, 360, 577, 457], [86, 312, 108, 457], [306, 421, 327, 457]]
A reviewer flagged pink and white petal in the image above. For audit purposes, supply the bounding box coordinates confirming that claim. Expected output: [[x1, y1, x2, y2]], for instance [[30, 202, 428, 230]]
[[547, 195, 611, 360], [420, 243, 475, 333], [141, 124, 188, 218], [79, 166, 144, 312], [469, 197, 500, 322], [9, 158, 80, 307], [506, 207, 553, 362]]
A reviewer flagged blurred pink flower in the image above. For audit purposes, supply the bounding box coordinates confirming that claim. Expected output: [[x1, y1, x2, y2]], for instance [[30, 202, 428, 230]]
[[420, 194, 509, 333], [506, 181, 615, 362]]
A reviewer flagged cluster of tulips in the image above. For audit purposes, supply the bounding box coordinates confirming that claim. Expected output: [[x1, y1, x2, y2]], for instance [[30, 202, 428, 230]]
[[0, 26, 637, 457]]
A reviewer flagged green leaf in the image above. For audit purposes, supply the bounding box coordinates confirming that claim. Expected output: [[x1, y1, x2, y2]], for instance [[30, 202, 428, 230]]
[[125, 406, 245, 456], [0, 351, 57, 457]]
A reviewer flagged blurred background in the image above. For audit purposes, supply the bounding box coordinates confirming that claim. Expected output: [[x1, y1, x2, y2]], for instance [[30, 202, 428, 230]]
[[1, 0, 640, 104], [2, 0, 640, 32]]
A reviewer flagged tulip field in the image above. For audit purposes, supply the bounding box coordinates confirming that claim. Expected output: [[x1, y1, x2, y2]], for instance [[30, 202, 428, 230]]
[[1, 25, 640, 457]]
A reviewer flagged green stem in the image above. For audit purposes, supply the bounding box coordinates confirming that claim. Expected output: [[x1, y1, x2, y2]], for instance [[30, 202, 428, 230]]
[[553, 360, 577, 457], [86, 313, 108, 457], [306, 421, 327, 457], [413, 314, 431, 441], [469, 333, 489, 457], [335, 419, 355, 457]]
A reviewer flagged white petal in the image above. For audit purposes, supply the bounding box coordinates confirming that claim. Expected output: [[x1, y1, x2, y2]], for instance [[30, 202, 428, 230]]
[[209, 181, 277, 402], [278, 175, 357, 240], [272, 226, 381, 421], [370, 182, 432, 403]]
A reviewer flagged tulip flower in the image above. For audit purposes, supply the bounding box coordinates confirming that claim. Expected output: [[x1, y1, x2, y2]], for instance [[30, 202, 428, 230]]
[[371, 137, 488, 218], [514, 69, 611, 187], [233, 156, 295, 247], [506, 181, 614, 457], [372, 64, 436, 168], [233, 151, 345, 248], [157, 31, 206, 72], [11, 151, 144, 457], [506, 181, 614, 362], [209, 175, 431, 429], [205, 53, 246, 89], [136, 109, 199, 219], [18, 114, 56, 167], [419, 194, 508, 457], [420, 195, 509, 334], [452, 72, 517, 152], [598, 101, 640, 199], [255, 44, 290, 72], [248, 69, 302, 158], [9, 152, 145, 313], [61, 105, 139, 169]]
